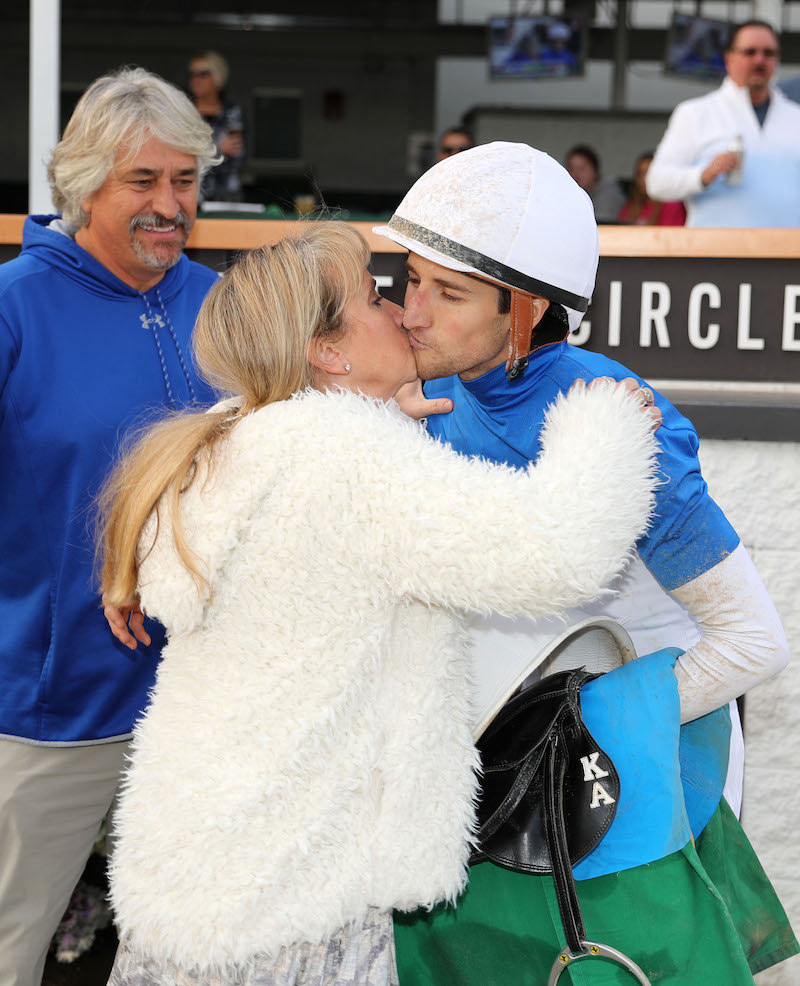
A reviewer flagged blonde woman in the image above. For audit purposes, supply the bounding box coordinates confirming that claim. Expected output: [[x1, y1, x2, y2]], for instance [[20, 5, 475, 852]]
[[98, 222, 659, 986], [187, 50, 244, 202]]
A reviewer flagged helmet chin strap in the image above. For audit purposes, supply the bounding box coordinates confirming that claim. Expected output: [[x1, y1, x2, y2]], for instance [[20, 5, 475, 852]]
[[506, 290, 538, 381], [506, 289, 570, 381], [466, 273, 570, 382]]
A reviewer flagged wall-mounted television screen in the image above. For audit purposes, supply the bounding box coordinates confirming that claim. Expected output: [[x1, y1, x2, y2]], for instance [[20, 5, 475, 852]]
[[664, 13, 732, 81], [489, 16, 585, 80]]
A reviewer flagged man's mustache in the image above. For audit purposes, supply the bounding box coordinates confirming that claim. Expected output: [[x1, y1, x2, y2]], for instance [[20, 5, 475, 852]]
[[129, 211, 192, 235]]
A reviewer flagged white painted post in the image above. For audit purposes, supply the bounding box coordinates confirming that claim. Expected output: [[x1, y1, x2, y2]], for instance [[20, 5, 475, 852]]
[[28, 0, 61, 215]]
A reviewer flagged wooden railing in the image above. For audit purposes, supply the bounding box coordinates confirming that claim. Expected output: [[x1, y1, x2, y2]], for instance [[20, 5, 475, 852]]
[[1, 215, 798, 258]]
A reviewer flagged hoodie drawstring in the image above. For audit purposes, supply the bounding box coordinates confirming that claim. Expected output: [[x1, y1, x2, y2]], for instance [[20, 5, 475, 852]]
[[140, 288, 198, 406]]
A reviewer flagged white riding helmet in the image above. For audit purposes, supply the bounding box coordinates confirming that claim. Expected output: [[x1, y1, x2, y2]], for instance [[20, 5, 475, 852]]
[[373, 141, 599, 379]]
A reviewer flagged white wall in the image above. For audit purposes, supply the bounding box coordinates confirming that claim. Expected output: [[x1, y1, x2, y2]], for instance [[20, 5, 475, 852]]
[[697, 439, 800, 985]]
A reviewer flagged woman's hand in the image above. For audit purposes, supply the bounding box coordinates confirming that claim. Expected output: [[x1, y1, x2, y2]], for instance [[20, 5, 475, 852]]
[[103, 594, 151, 651], [572, 376, 662, 431], [394, 379, 454, 421]]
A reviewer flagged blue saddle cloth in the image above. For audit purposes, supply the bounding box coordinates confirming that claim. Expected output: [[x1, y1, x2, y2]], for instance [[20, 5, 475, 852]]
[[573, 648, 730, 880]]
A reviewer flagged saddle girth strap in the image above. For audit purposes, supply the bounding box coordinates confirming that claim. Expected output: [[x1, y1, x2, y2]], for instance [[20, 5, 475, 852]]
[[545, 727, 585, 954]]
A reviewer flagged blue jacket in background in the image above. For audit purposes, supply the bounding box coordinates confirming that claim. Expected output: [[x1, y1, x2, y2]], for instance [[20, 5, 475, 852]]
[[0, 215, 217, 744]]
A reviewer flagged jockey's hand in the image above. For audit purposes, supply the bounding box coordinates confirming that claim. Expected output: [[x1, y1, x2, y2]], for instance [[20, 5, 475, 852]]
[[103, 594, 151, 651], [395, 379, 454, 421]]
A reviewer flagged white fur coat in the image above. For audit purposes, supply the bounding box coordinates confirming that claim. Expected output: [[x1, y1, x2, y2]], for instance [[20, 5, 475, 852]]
[[109, 384, 658, 972]]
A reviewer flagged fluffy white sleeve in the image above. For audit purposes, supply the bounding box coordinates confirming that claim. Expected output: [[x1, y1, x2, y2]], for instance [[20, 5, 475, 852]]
[[371, 381, 660, 621], [671, 542, 790, 723]]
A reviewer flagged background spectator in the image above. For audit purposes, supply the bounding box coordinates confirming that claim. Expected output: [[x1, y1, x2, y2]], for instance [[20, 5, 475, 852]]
[[436, 126, 473, 162], [647, 20, 800, 227], [188, 51, 245, 202], [565, 144, 626, 224], [619, 152, 686, 225]]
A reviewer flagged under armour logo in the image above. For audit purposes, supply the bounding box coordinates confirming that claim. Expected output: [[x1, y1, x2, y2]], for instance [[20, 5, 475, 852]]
[[580, 752, 616, 810], [140, 313, 166, 329]]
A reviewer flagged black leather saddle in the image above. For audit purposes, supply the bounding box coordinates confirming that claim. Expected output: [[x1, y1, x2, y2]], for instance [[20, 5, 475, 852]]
[[471, 667, 652, 985]]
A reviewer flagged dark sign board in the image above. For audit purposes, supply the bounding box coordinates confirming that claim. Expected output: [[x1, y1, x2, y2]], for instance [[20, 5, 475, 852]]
[[575, 257, 800, 383]]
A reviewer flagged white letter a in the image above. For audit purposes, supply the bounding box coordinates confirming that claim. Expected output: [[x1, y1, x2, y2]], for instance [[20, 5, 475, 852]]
[[590, 782, 616, 809]]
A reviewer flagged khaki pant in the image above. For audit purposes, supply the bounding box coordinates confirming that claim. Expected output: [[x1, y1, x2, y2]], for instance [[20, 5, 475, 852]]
[[0, 738, 130, 986]]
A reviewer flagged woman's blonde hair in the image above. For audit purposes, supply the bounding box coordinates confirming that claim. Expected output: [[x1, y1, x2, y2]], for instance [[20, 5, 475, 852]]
[[189, 51, 230, 90], [98, 222, 371, 605], [49, 67, 220, 227]]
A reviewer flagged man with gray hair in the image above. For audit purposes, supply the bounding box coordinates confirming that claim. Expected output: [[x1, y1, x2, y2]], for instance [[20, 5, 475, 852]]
[[0, 67, 219, 985]]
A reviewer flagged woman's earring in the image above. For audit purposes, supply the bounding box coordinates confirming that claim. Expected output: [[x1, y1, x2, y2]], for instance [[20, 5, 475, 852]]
[[344, 364, 351, 372]]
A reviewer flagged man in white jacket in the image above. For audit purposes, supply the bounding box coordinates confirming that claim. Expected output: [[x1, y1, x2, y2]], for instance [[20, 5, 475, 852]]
[[646, 19, 800, 227]]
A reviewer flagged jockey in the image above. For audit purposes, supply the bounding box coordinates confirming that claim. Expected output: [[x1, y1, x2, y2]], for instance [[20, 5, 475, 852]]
[[374, 142, 797, 984]]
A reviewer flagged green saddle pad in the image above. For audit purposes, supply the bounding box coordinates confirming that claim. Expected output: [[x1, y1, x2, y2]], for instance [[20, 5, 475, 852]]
[[394, 800, 797, 985]]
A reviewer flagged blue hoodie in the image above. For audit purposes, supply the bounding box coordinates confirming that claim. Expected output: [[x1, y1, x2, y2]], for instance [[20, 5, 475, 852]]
[[0, 216, 217, 744]]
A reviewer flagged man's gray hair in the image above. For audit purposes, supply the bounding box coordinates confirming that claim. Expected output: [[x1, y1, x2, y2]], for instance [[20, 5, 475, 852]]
[[48, 67, 221, 227]]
